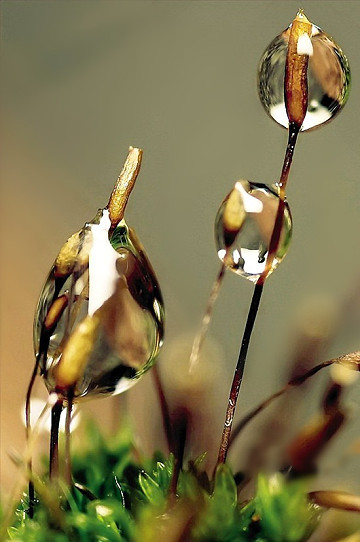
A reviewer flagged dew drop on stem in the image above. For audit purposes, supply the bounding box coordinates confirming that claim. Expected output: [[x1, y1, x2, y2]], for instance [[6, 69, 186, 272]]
[[258, 20, 350, 131], [215, 180, 292, 282]]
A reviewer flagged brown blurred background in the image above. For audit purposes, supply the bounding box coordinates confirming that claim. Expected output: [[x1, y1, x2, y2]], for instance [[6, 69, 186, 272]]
[[1, 0, 360, 504]]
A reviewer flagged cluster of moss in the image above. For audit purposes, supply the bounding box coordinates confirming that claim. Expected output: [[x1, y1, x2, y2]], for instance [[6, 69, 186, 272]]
[[4, 422, 320, 542]]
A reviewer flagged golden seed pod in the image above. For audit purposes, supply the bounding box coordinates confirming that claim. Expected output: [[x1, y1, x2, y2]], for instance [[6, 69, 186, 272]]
[[215, 181, 292, 282], [221, 184, 246, 247]]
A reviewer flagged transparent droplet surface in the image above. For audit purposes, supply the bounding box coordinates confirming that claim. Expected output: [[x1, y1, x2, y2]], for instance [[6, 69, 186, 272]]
[[258, 24, 350, 131], [215, 181, 292, 282], [34, 209, 164, 399]]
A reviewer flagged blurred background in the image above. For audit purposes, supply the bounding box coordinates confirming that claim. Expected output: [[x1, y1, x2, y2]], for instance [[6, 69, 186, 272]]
[[1, 0, 360, 513]]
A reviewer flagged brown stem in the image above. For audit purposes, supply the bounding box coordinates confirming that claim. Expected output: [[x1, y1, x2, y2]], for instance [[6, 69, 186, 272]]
[[189, 262, 226, 373], [153, 364, 173, 453], [216, 127, 296, 466], [217, 282, 264, 465], [64, 393, 73, 486], [229, 354, 360, 446], [169, 407, 189, 500], [217, 9, 312, 473], [49, 398, 63, 480], [309, 490, 360, 513], [216, 113, 300, 468], [279, 124, 300, 188], [25, 356, 40, 440], [25, 354, 41, 517], [258, 125, 299, 287]]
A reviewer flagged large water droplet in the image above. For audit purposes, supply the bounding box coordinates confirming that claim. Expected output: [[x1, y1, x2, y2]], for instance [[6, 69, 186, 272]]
[[34, 209, 164, 399], [215, 181, 292, 281], [258, 24, 350, 131]]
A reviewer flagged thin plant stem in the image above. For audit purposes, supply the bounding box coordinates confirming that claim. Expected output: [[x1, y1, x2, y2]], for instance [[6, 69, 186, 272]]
[[64, 393, 73, 486], [189, 262, 226, 373], [50, 398, 63, 480], [3, 394, 59, 530], [216, 18, 307, 463], [217, 282, 264, 465], [217, 124, 300, 467], [279, 124, 299, 188], [25, 355, 41, 439], [229, 356, 360, 446], [24, 354, 41, 517], [258, 125, 299, 287], [169, 407, 188, 500], [153, 364, 173, 453], [155, 263, 227, 476]]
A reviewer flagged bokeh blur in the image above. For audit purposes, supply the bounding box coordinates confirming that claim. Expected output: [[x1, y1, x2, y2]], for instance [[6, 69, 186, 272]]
[[1, 0, 360, 509]]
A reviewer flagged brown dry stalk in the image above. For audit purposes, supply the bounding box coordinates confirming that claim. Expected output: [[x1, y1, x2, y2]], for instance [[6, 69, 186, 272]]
[[309, 490, 360, 513], [217, 11, 315, 468], [229, 352, 360, 447]]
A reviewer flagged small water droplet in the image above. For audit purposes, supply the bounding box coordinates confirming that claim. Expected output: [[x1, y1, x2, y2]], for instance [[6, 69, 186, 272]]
[[215, 180, 292, 282], [34, 209, 164, 399], [258, 23, 350, 130]]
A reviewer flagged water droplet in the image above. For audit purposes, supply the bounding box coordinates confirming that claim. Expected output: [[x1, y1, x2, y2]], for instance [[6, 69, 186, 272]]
[[215, 180, 292, 281], [34, 209, 164, 399], [258, 24, 350, 131]]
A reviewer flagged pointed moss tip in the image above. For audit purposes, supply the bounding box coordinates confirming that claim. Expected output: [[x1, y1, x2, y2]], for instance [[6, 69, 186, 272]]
[[295, 9, 310, 24]]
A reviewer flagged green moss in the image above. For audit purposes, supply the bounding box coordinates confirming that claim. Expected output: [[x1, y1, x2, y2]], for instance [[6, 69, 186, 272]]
[[4, 423, 321, 542]]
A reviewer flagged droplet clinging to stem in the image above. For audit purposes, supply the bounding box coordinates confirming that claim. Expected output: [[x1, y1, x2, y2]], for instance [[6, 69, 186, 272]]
[[216, 11, 351, 468], [258, 11, 350, 131], [215, 180, 292, 282], [285, 9, 313, 129], [33, 147, 164, 400]]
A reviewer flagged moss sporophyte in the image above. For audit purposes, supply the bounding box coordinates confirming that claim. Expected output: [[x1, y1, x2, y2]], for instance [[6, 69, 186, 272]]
[[3, 10, 360, 542]]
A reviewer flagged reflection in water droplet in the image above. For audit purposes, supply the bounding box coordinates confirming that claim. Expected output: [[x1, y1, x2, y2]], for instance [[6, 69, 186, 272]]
[[258, 24, 350, 131], [34, 209, 164, 399], [215, 181, 292, 282]]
